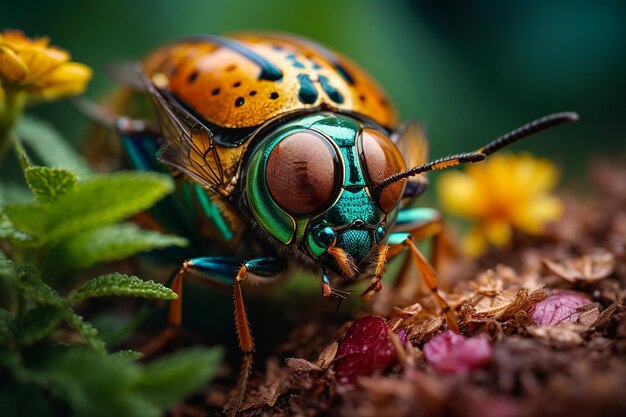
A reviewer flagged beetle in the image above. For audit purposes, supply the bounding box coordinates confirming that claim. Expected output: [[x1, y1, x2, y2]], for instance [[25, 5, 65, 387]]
[[109, 33, 577, 412]]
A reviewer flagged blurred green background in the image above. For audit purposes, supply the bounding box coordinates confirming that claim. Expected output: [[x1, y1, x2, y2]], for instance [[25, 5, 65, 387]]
[[2, 0, 625, 179]]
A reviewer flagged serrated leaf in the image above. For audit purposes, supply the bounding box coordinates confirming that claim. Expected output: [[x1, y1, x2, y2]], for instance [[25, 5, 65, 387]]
[[69, 273, 176, 302], [17, 305, 67, 345], [44, 224, 187, 275], [135, 346, 223, 408], [0, 260, 64, 306], [16, 116, 92, 177], [24, 166, 77, 205], [3, 172, 173, 245], [113, 350, 144, 360], [0, 308, 16, 345], [65, 313, 107, 353], [47, 172, 173, 244], [12, 138, 32, 171]]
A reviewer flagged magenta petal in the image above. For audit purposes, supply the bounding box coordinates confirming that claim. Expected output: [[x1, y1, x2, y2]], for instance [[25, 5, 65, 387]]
[[424, 330, 492, 374], [334, 316, 398, 384], [530, 290, 592, 325]]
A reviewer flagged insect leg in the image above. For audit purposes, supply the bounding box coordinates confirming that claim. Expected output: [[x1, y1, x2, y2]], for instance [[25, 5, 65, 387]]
[[389, 207, 446, 270], [360, 244, 389, 302], [142, 256, 285, 415], [386, 207, 458, 331]]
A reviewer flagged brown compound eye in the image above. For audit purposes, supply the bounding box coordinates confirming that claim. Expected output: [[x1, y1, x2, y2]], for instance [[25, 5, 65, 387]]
[[358, 128, 407, 212], [266, 130, 342, 216]]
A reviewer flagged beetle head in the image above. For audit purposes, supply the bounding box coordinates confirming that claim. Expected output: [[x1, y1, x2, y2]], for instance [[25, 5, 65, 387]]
[[245, 112, 407, 278]]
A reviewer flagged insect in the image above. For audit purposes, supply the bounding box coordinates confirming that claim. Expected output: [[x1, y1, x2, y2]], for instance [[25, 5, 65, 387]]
[[109, 33, 577, 413]]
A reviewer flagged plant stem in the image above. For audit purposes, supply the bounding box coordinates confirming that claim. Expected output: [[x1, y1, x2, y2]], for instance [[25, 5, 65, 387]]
[[0, 88, 26, 164]]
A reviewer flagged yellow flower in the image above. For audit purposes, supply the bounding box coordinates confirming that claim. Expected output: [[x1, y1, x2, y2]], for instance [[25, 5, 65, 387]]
[[0, 29, 91, 100], [436, 153, 563, 256]]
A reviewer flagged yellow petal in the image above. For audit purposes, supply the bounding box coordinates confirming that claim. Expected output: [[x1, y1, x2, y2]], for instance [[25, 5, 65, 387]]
[[462, 226, 488, 257], [484, 220, 512, 247], [513, 195, 563, 234], [36, 62, 92, 99], [436, 171, 487, 219], [18, 46, 69, 84], [514, 153, 559, 195], [0, 45, 28, 83]]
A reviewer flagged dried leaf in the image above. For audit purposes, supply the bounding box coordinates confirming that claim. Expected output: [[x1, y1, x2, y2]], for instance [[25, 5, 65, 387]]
[[315, 341, 338, 369], [527, 324, 585, 347], [285, 358, 323, 372], [405, 316, 444, 344], [543, 249, 615, 282]]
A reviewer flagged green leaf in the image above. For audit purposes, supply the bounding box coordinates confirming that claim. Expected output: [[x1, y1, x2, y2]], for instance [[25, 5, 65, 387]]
[[2, 203, 47, 242], [12, 139, 32, 171], [26, 345, 157, 417], [24, 166, 77, 205], [44, 224, 187, 275], [135, 346, 224, 408], [69, 273, 176, 302], [16, 116, 92, 177], [44, 172, 173, 243], [0, 260, 64, 306], [0, 181, 33, 205], [17, 305, 67, 345], [113, 350, 144, 360], [4, 172, 174, 244], [0, 308, 16, 345], [65, 313, 107, 353], [0, 211, 38, 247]]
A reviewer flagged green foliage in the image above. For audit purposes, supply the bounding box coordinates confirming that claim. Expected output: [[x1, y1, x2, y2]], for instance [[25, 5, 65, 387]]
[[3, 344, 224, 417], [24, 166, 77, 205], [16, 116, 92, 177], [44, 224, 187, 275], [4, 171, 174, 246], [0, 139, 221, 416], [135, 347, 223, 408], [69, 273, 177, 302]]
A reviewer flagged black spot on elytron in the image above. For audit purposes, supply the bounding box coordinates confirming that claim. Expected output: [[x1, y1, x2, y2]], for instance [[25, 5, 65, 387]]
[[225, 64, 237, 72], [233, 81, 241, 87], [297, 74, 318, 104], [187, 71, 198, 83], [270, 92, 279, 100], [170, 66, 178, 76], [211, 88, 220, 96], [380, 97, 389, 106], [235, 97, 245, 107], [318, 75, 344, 104], [249, 90, 257, 96], [359, 94, 366, 102]]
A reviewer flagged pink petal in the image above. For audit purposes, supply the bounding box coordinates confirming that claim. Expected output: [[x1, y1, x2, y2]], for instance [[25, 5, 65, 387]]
[[334, 316, 405, 384], [530, 290, 592, 325], [424, 330, 492, 374]]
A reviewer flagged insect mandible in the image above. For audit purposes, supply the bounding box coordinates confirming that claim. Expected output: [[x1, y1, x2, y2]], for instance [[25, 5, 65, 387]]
[[110, 33, 578, 412]]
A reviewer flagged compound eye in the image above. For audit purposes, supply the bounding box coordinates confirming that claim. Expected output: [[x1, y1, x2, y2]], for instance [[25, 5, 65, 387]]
[[358, 128, 407, 212], [266, 130, 341, 216]]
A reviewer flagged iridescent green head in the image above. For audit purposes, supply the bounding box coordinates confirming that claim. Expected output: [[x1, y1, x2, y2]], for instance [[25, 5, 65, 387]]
[[245, 112, 407, 277]]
